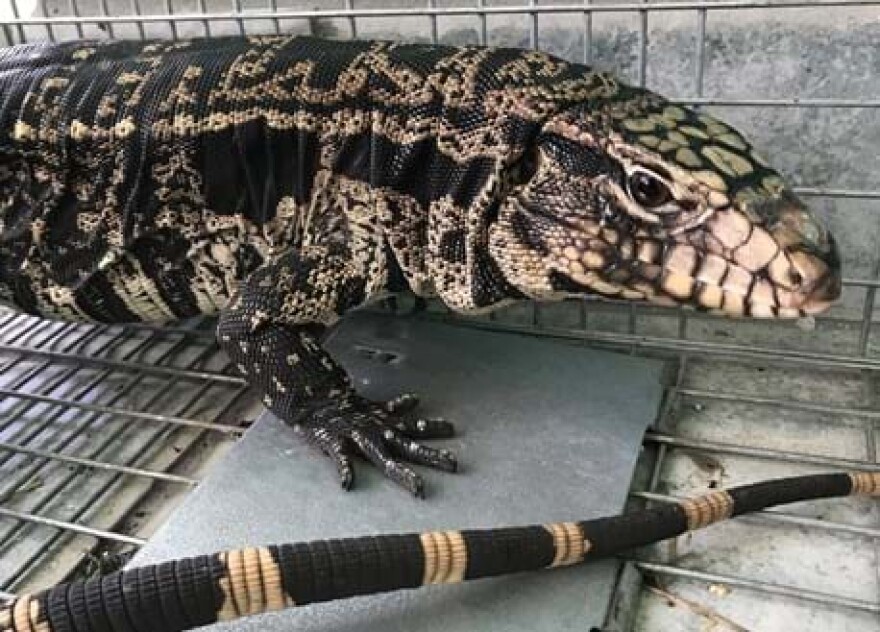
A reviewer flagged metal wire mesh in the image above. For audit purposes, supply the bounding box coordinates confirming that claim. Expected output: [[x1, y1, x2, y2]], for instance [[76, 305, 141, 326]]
[[0, 1, 878, 630], [0, 310, 257, 599]]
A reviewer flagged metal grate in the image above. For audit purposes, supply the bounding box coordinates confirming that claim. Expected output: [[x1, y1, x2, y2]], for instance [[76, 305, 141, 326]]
[[0, 311, 258, 599], [0, 1, 879, 630]]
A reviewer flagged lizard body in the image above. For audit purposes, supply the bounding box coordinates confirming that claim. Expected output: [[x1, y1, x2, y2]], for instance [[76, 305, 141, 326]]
[[0, 35, 841, 494]]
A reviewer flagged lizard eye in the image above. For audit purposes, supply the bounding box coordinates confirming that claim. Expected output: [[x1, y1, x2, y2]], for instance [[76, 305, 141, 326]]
[[628, 170, 672, 208]]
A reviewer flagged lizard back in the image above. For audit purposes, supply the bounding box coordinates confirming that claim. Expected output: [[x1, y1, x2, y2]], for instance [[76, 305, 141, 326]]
[[0, 35, 612, 322]]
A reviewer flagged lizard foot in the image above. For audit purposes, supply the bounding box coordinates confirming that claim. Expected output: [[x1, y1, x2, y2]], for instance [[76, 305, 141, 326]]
[[293, 393, 457, 498]]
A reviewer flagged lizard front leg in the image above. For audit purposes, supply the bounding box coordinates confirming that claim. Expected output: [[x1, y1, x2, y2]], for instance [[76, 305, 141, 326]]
[[217, 246, 456, 498]]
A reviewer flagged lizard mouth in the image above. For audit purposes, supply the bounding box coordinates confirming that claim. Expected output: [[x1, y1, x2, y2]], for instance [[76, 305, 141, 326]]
[[546, 204, 841, 319], [794, 258, 841, 315], [653, 251, 840, 318], [553, 247, 840, 318], [653, 194, 842, 317]]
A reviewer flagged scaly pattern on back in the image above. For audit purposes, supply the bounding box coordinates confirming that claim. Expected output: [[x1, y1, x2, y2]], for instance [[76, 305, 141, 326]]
[[0, 35, 842, 495], [0, 36, 617, 321]]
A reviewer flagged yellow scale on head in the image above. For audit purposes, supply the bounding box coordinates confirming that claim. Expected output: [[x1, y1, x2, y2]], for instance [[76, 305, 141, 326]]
[[618, 103, 778, 202]]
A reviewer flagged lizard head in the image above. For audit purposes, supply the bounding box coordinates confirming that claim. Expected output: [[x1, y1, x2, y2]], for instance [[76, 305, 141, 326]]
[[489, 88, 841, 317]]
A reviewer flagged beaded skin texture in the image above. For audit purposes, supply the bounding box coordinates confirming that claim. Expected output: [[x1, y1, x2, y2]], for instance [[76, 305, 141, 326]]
[[1, 472, 877, 631], [0, 35, 842, 495]]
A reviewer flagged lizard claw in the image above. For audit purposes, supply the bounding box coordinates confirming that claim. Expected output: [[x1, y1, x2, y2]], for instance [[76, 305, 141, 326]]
[[378, 393, 455, 440], [295, 393, 457, 497]]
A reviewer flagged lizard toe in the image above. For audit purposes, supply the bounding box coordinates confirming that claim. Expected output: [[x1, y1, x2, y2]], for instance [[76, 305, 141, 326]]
[[348, 426, 428, 498], [384, 433, 458, 473], [372, 392, 456, 439], [390, 417, 455, 440], [382, 392, 420, 415], [301, 423, 356, 490]]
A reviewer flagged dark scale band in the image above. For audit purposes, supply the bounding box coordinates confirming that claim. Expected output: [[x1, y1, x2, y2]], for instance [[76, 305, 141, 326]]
[[273, 534, 426, 606], [130, 566, 166, 631], [294, 540, 333, 605], [82, 577, 114, 632], [376, 535, 426, 593], [195, 555, 227, 624], [276, 543, 312, 605], [46, 586, 75, 632], [169, 558, 201, 627], [96, 573, 137, 632], [65, 581, 95, 632], [461, 526, 556, 580], [154, 561, 190, 632], [728, 472, 852, 516], [579, 504, 688, 560], [119, 570, 152, 632]]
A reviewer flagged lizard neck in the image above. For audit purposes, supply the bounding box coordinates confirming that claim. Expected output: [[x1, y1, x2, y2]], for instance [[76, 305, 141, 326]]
[[418, 164, 526, 314]]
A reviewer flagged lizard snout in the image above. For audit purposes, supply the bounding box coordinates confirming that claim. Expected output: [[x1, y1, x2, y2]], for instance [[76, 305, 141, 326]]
[[766, 198, 841, 315], [791, 233, 842, 314]]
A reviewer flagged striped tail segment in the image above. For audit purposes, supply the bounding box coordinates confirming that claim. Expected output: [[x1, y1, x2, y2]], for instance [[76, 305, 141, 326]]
[[2, 471, 876, 632]]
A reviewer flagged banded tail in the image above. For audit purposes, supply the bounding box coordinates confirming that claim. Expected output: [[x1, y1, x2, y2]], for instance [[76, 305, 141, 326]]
[[2, 471, 877, 632]]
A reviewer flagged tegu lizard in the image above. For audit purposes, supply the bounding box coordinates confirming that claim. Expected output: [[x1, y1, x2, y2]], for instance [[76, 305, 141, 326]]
[[0, 35, 841, 497]]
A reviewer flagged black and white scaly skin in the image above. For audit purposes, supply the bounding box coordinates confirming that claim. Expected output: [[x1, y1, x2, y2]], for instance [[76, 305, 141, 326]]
[[1, 471, 878, 632], [0, 35, 842, 496]]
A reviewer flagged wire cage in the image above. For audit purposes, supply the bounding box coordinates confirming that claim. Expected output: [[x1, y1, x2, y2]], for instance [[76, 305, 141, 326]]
[[0, 1, 878, 630]]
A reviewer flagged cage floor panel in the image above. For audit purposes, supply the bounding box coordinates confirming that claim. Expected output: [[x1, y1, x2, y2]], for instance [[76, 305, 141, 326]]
[[132, 311, 664, 631]]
